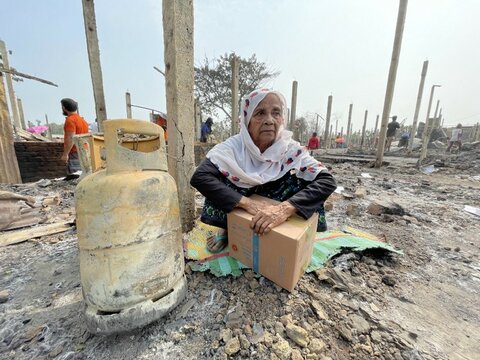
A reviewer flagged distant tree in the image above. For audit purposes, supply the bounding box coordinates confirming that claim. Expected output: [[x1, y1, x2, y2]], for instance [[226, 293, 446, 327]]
[[211, 119, 231, 143], [195, 53, 280, 121]]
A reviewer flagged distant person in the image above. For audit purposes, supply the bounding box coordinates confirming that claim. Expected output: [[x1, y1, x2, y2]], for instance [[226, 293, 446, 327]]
[[307, 132, 320, 151], [446, 123, 463, 152], [161, 125, 168, 143], [385, 116, 400, 152], [89, 118, 98, 133], [335, 133, 345, 148], [60, 98, 89, 178], [200, 117, 213, 143], [398, 131, 410, 148]]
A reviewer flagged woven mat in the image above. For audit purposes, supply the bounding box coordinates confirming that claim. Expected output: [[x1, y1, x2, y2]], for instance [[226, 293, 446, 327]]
[[185, 221, 402, 277]]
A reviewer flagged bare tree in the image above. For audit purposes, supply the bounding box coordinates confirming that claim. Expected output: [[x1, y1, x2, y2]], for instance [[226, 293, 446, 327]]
[[195, 53, 279, 121]]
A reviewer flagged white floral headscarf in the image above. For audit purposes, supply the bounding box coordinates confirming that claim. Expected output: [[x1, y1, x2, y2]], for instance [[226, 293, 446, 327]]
[[207, 89, 326, 188]]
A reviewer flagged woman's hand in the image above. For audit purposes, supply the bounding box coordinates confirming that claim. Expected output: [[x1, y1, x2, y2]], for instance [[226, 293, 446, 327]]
[[250, 201, 297, 234], [237, 196, 269, 216]]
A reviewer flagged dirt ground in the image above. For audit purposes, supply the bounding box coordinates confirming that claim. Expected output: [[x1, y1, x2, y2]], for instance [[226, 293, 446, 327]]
[[1, 151, 479, 360]]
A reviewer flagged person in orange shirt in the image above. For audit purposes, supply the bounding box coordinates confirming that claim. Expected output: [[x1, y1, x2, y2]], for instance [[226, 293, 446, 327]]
[[60, 98, 89, 176]]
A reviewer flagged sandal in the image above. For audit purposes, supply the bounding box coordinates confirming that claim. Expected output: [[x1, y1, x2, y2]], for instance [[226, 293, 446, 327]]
[[206, 234, 228, 253]]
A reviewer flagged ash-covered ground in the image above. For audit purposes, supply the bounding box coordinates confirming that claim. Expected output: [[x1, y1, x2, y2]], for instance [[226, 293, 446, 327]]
[[1, 152, 479, 360]]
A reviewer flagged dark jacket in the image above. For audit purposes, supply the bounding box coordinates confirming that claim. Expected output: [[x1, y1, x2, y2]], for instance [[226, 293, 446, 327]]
[[190, 158, 336, 220], [200, 123, 212, 142]]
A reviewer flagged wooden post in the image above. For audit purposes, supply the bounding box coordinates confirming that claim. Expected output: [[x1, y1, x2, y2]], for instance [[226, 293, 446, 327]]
[[475, 122, 480, 141], [82, 0, 108, 131], [17, 98, 26, 130], [419, 85, 440, 163], [125, 92, 132, 118], [324, 95, 332, 149], [408, 60, 428, 151], [0, 40, 22, 130], [231, 54, 239, 136], [0, 72, 21, 183], [341, 126, 344, 137], [290, 81, 298, 132], [335, 118, 338, 138], [361, 110, 368, 150], [346, 103, 353, 148], [375, 0, 408, 167], [45, 114, 53, 140], [163, 0, 195, 232]]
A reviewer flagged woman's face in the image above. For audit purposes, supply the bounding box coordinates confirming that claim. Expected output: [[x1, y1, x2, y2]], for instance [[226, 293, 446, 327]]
[[248, 94, 284, 152]]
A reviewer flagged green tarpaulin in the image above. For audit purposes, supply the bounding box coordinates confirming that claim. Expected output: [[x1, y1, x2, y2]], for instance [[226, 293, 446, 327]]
[[188, 227, 402, 277]]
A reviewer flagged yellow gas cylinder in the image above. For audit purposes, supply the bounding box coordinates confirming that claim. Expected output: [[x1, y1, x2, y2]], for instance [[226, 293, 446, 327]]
[[75, 119, 187, 334]]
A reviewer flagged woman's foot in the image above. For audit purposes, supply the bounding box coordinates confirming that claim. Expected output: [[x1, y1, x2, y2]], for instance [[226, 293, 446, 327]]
[[206, 230, 228, 253]]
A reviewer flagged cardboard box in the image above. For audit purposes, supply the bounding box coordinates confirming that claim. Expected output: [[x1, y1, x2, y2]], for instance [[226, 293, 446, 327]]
[[227, 195, 318, 292]]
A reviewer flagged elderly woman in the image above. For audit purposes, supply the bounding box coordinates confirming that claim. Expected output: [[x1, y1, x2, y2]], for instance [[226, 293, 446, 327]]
[[190, 89, 336, 253]]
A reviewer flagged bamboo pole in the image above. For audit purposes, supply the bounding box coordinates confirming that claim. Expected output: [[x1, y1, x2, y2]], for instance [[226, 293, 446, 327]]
[[290, 81, 298, 133], [419, 85, 440, 163], [408, 60, 428, 151], [231, 54, 239, 136], [0, 75, 11, 182], [0, 67, 58, 87], [45, 114, 52, 140], [373, 114, 379, 148], [375, 0, 408, 167], [82, 0, 108, 131], [126, 92, 132, 118], [433, 100, 440, 119], [346, 104, 353, 148], [17, 98, 26, 130], [324, 95, 332, 149], [0, 40, 21, 130], [329, 124, 333, 148], [0, 72, 21, 183], [361, 110, 368, 150]]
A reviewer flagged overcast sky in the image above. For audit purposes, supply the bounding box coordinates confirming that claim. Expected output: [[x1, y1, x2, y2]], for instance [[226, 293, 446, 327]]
[[1, 0, 479, 132]]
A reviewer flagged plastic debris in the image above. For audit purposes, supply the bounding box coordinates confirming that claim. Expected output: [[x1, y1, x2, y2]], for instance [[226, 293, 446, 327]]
[[464, 205, 480, 217]]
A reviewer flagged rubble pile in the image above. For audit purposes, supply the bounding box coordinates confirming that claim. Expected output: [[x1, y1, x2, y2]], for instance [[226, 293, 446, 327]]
[[0, 158, 479, 360]]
